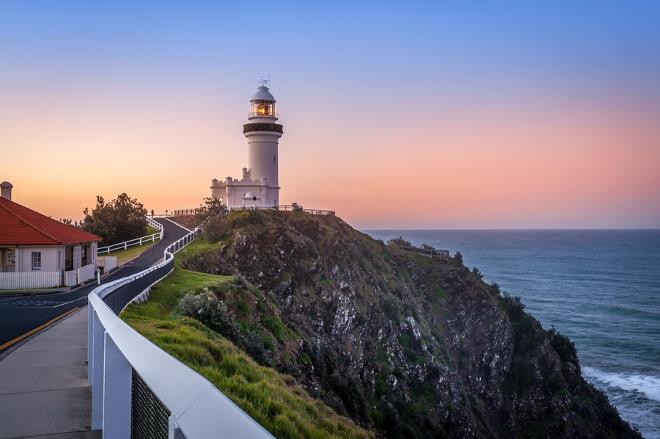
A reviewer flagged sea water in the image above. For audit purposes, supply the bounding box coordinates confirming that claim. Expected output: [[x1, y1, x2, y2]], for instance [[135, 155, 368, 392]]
[[366, 230, 660, 438]]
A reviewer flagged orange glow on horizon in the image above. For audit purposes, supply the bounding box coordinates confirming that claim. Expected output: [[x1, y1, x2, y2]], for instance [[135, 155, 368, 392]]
[[2, 88, 659, 229]]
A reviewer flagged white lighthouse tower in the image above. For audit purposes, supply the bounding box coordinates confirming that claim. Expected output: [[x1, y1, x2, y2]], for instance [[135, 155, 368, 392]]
[[210, 82, 284, 209]]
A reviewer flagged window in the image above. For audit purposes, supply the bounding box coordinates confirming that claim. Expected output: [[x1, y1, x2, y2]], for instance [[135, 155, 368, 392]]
[[31, 252, 42, 271], [251, 101, 274, 117]]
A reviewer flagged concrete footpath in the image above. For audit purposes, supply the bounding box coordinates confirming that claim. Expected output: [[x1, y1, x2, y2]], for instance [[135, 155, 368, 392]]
[[0, 307, 100, 439]]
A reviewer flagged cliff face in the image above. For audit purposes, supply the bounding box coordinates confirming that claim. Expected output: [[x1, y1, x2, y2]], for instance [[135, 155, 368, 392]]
[[181, 211, 639, 438]]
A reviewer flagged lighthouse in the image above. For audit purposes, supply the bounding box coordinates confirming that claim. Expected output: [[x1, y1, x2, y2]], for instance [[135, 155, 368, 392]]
[[211, 82, 284, 209]]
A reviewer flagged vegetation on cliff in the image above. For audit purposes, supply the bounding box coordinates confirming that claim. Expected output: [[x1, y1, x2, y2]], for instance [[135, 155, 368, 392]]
[[170, 210, 639, 439], [122, 241, 372, 439]]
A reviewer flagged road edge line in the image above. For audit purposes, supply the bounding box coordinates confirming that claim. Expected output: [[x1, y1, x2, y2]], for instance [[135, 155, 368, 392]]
[[0, 306, 81, 352]]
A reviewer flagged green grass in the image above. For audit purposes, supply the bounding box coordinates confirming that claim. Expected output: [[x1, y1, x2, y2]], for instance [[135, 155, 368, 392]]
[[103, 226, 161, 265], [122, 239, 372, 439], [105, 240, 157, 264]]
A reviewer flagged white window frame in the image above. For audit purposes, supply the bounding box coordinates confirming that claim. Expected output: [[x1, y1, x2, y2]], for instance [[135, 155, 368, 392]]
[[31, 251, 42, 271]]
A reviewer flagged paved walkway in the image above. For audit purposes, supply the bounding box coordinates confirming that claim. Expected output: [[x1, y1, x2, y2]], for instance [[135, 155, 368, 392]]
[[0, 307, 100, 438]]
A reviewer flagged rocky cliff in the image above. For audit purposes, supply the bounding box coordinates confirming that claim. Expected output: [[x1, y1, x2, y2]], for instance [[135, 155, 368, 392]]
[[179, 210, 639, 438]]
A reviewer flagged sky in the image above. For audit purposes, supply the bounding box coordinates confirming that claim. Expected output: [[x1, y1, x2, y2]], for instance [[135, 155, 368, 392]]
[[1, 1, 659, 229]]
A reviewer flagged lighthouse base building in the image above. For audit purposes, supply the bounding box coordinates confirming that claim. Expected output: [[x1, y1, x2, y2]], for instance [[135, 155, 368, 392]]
[[211, 84, 283, 210]]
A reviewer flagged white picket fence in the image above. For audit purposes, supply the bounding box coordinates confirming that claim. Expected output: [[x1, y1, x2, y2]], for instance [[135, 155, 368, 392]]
[[64, 270, 77, 287], [78, 263, 96, 284], [0, 271, 61, 289]]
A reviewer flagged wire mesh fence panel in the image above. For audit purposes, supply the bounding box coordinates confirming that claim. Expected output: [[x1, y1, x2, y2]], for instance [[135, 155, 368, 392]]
[[131, 369, 170, 439]]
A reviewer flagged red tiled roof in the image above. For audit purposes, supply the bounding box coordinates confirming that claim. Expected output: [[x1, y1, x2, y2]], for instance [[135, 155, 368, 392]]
[[0, 197, 101, 245]]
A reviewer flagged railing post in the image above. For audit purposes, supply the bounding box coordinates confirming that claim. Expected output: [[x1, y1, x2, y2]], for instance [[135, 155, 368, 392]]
[[168, 417, 185, 439], [124, 242, 127, 251], [91, 309, 105, 430], [103, 333, 132, 438]]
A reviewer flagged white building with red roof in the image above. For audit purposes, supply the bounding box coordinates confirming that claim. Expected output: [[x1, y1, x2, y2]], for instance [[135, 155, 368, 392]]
[[0, 182, 102, 289]]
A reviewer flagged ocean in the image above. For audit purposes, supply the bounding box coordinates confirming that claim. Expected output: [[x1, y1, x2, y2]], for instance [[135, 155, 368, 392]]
[[365, 229, 660, 438]]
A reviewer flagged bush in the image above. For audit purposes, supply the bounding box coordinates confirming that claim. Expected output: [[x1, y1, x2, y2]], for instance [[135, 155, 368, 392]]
[[178, 289, 235, 335], [501, 294, 526, 323], [204, 196, 229, 216], [388, 236, 412, 248], [548, 327, 578, 363], [454, 252, 463, 265]]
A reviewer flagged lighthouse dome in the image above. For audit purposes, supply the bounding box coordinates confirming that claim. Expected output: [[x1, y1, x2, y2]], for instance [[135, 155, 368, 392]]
[[251, 85, 276, 102]]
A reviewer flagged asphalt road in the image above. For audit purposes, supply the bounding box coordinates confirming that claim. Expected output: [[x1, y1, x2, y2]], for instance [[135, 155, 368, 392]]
[[0, 219, 189, 350]]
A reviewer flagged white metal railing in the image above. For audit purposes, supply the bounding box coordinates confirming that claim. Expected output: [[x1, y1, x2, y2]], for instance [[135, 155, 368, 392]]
[[97, 219, 164, 256], [87, 219, 273, 438], [230, 204, 335, 215], [172, 208, 206, 216]]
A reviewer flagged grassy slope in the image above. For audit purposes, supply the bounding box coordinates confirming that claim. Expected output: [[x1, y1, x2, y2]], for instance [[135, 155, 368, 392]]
[[121, 240, 372, 439]]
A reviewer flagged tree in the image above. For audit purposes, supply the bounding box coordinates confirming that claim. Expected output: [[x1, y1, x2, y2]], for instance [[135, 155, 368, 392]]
[[82, 193, 148, 245], [472, 267, 484, 281], [454, 251, 463, 265], [203, 197, 228, 216]]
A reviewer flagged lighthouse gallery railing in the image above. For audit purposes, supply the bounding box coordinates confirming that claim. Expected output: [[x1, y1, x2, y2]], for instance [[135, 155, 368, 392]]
[[87, 219, 273, 439]]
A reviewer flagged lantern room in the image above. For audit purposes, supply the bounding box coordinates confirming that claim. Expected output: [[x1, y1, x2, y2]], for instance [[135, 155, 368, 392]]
[[249, 85, 277, 119]]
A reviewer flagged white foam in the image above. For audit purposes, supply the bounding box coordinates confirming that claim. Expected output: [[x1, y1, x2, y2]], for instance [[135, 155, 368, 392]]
[[583, 366, 660, 403]]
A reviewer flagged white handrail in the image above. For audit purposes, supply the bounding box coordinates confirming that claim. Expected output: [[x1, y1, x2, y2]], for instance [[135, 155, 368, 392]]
[[88, 218, 272, 438]]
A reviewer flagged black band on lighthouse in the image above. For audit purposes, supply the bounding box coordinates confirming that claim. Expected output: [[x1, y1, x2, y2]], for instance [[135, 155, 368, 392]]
[[243, 123, 283, 134]]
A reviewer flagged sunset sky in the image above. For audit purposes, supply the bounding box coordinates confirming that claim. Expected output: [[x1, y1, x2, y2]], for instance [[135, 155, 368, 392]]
[[1, 1, 659, 229]]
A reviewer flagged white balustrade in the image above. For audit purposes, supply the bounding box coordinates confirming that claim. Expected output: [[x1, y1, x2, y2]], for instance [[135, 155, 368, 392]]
[[88, 218, 272, 438]]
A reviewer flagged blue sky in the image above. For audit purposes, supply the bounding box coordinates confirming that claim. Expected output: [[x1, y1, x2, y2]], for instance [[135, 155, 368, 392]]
[[2, 1, 659, 228]]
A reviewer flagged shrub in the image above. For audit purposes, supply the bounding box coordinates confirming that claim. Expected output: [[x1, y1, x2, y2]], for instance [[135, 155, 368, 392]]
[[549, 327, 578, 363], [388, 236, 412, 248], [454, 252, 463, 265], [204, 196, 229, 216], [501, 294, 526, 323]]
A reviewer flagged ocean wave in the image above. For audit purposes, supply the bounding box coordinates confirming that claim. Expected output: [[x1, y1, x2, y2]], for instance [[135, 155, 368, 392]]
[[583, 366, 660, 403]]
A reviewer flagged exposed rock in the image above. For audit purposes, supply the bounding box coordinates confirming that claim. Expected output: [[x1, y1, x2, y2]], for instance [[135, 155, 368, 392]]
[[181, 210, 640, 439]]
